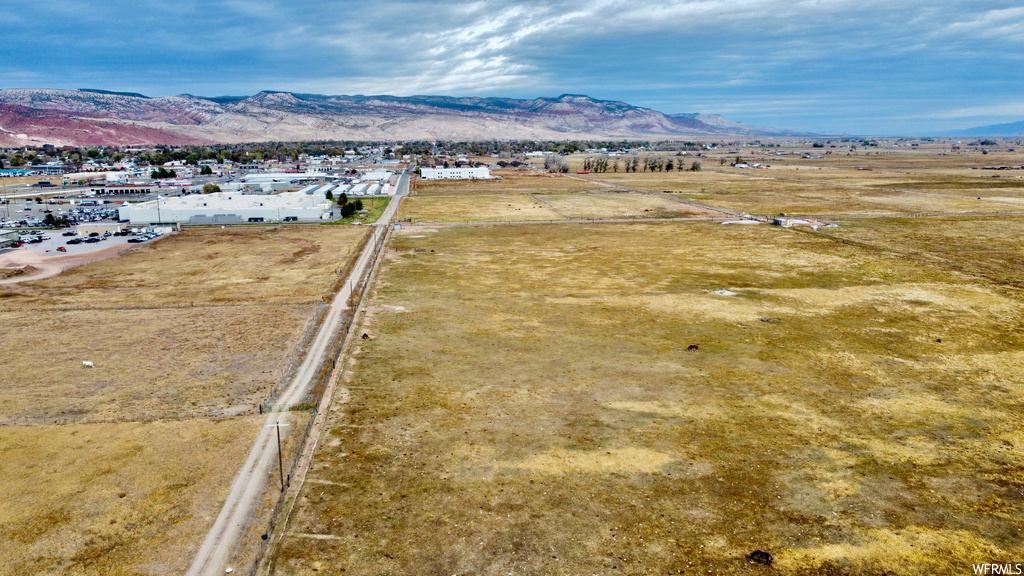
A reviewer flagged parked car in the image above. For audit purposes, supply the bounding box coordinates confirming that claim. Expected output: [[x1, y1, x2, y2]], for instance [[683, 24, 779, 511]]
[[66, 238, 83, 245]]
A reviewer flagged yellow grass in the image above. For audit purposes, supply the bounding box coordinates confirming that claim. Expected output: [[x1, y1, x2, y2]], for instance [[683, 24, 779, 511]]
[[399, 192, 563, 222], [535, 191, 717, 219], [0, 418, 258, 576]]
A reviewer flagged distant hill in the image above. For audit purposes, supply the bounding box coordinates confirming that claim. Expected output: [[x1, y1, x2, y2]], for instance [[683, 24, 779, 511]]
[[951, 120, 1024, 137], [0, 88, 807, 147]]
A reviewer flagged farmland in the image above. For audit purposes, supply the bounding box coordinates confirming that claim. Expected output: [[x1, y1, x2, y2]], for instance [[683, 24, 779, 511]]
[[0, 225, 365, 575]]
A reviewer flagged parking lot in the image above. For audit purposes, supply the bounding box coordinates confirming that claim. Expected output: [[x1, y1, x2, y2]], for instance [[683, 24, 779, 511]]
[[17, 230, 163, 256]]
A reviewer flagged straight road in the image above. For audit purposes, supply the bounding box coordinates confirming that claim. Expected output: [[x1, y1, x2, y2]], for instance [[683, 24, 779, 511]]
[[186, 170, 407, 576]]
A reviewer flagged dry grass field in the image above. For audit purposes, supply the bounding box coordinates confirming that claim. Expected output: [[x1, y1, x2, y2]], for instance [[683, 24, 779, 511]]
[[402, 172, 725, 222], [559, 144, 1024, 217], [0, 225, 365, 575], [271, 220, 1024, 575], [535, 191, 719, 219], [820, 216, 1024, 290], [574, 170, 1024, 217], [0, 418, 258, 575], [413, 171, 601, 195], [398, 191, 562, 222]]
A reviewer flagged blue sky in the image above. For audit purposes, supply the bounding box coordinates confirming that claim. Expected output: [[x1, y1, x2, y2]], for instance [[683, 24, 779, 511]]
[[2, 0, 1022, 135]]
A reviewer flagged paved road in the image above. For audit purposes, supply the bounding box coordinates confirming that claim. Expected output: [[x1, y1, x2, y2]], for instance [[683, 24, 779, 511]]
[[186, 170, 407, 576]]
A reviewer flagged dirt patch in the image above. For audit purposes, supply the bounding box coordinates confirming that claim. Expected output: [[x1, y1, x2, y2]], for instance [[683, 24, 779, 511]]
[[0, 242, 134, 285], [0, 265, 36, 279]]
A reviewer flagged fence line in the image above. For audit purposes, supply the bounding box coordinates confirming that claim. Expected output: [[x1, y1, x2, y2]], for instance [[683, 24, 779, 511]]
[[241, 222, 394, 575]]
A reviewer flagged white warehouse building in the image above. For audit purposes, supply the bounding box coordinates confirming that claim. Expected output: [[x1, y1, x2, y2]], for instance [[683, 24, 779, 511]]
[[118, 189, 335, 225], [419, 167, 490, 180]]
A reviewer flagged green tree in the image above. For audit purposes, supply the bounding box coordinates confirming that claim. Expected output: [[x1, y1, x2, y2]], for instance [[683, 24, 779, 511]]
[[325, 190, 334, 200], [200, 165, 214, 175], [86, 149, 100, 159], [44, 213, 56, 227], [337, 192, 348, 205], [354, 199, 363, 211], [202, 183, 221, 194], [690, 160, 702, 172], [151, 167, 177, 179]]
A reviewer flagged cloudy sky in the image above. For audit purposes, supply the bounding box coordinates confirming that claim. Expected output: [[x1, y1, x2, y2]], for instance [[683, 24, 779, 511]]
[[2, 0, 1022, 134]]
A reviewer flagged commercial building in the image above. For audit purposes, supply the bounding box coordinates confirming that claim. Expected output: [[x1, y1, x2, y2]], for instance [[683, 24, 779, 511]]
[[0, 230, 19, 248], [118, 189, 335, 225], [419, 167, 490, 180]]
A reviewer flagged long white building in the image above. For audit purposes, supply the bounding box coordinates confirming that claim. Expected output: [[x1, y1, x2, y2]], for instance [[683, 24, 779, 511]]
[[419, 167, 490, 180], [118, 189, 335, 225]]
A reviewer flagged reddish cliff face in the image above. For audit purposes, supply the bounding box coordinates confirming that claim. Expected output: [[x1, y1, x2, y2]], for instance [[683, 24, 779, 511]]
[[0, 104, 211, 147], [0, 89, 798, 146]]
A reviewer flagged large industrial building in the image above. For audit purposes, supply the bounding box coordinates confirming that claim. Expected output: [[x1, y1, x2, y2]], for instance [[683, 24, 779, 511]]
[[118, 188, 335, 225], [419, 167, 490, 180]]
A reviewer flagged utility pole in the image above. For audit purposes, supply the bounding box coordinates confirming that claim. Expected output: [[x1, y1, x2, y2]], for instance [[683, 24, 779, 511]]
[[265, 422, 291, 491]]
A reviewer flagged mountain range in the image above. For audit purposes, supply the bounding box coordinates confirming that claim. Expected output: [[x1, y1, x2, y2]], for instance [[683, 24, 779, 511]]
[[950, 120, 1024, 138], [0, 88, 803, 147]]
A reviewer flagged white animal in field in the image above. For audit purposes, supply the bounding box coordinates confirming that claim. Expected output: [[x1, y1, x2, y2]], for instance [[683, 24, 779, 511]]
[[82, 361, 95, 368]]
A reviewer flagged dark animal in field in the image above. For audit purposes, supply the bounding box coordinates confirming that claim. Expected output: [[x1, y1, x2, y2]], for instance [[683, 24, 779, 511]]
[[687, 344, 699, 352], [747, 550, 773, 566], [362, 333, 370, 340]]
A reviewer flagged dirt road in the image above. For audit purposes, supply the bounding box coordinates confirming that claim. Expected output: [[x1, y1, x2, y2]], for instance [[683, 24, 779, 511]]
[[186, 171, 407, 576]]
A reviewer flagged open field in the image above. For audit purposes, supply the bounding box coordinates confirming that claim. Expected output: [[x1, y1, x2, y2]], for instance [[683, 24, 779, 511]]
[[406, 149, 1024, 221], [0, 418, 257, 575], [412, 171, 602, 195], [398, 191, 562, 222], [550, 143, 1024, 216], [2, 226, 367, 308], [535, 191, 719, 219], [402, 172, 726, 222], [0, 225, 365, 574], [821, 216, 1024, 290], [0, 306, 312, 424], [572, 170, 1024, 216], [272, 221, 1024, 575], [400, 172, 598, 222]]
